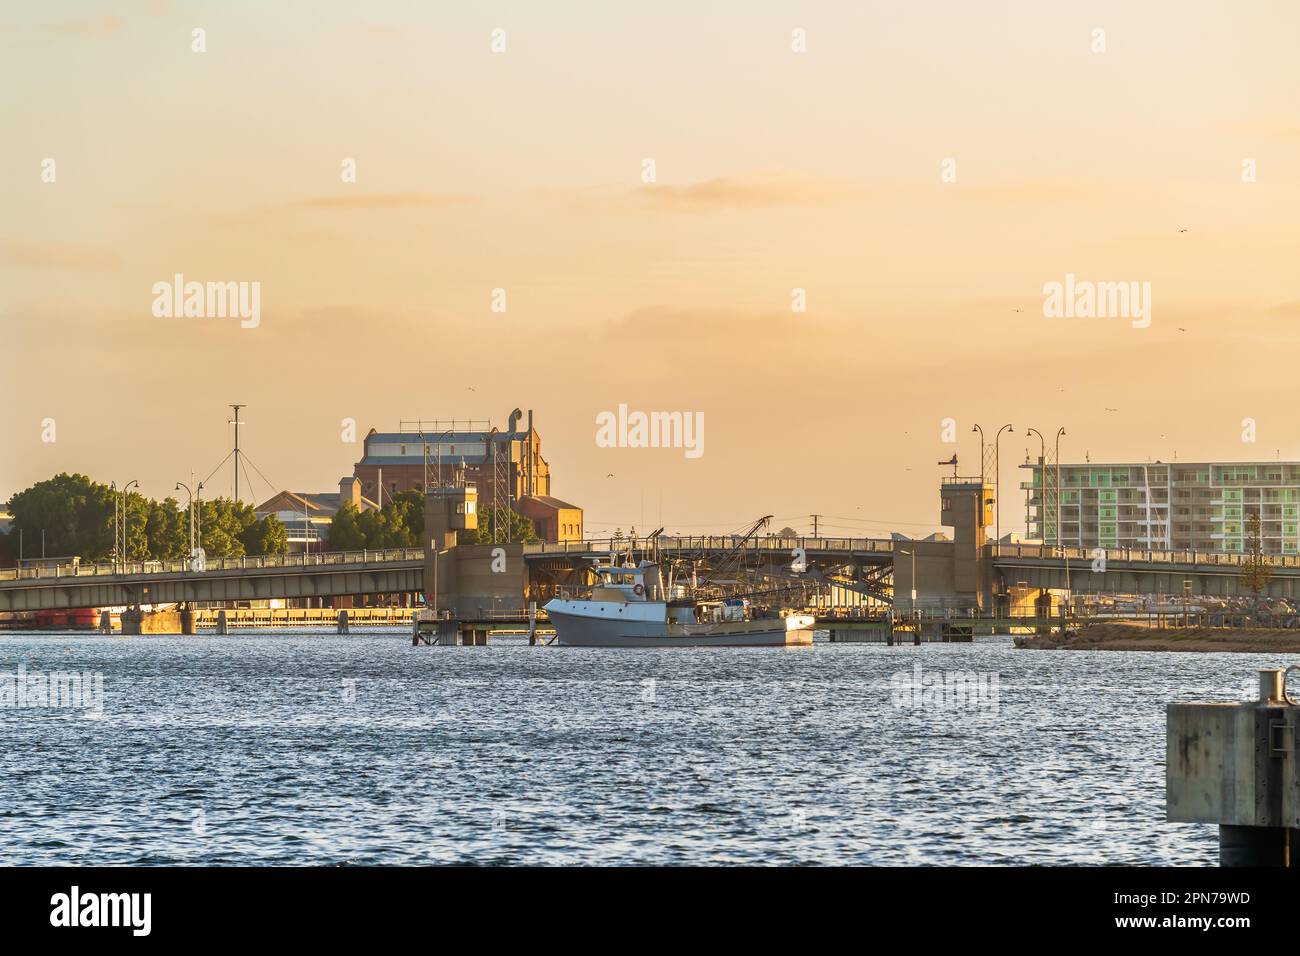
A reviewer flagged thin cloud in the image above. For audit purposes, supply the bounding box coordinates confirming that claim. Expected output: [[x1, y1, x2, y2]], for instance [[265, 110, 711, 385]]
[[0, 238, 120, 272], [951, 181, 1094, 203], [634, 170, 867, 212], [1267, 301, 1300, 318], [289, 193, 477, 210], [35, 14, 126, 35]]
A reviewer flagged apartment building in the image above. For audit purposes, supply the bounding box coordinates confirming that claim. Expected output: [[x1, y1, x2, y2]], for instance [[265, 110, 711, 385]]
[[1021, 460, 1300, 554]]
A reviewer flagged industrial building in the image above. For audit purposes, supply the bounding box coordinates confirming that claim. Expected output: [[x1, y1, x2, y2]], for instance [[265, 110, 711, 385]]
[[1022, 459, 1300, 554], [352, 409, 582, 543], [255, 478, 377, 554]]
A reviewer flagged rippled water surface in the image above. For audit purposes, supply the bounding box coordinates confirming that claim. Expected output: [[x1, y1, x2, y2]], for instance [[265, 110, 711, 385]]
[[0, 631, 1274, 865]]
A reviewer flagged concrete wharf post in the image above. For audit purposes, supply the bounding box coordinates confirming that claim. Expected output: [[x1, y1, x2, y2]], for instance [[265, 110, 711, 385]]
[[1167, 667, 1300, 866]]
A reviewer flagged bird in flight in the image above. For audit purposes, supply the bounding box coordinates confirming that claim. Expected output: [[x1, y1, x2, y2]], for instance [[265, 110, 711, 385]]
[[605, 473, 616, 478], [1105, 407, 1118, 412], [1179, 228, 1188, 233]]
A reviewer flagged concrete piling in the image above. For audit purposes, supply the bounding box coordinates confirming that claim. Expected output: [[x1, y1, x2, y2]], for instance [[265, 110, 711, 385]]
[[216, 609, 228, 635], [99, 610, 113, 635], [1167, 666, 1300, 866], [436, 616, 458, 646], [337, 609, 349, 635]]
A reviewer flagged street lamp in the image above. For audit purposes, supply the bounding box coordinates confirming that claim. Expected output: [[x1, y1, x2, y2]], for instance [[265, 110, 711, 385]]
[[994, 424, 1014, 553], [1027, 428, 1047, 544], [1055, 426, 1066, 561], [972, 424, 985, 484], [175, 482, 195, 556], [431, 546, 451, 617], [896, 547, 918, 615], [121, 480, 138, 572], [110, 480, 118, 573]]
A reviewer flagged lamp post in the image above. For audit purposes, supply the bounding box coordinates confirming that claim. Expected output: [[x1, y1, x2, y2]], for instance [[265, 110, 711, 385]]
[[110, 481, 118, 573], [1056, 428, 1068, 609], [1027, 428, 1047, 544], [896, 547, 918, 616], [121, 480, 138, 572], [196, 482, 204, 557], [994, 423, 1014, 554], [175, 482, 196, 556], [431, 546, 451, 616]]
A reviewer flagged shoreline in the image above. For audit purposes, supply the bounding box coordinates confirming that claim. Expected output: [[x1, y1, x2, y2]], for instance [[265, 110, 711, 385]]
[[1015, 622, 1300, 653]]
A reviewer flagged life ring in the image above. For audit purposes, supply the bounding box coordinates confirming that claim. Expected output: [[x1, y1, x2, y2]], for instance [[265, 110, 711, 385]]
[[633, 584, 645, 596]]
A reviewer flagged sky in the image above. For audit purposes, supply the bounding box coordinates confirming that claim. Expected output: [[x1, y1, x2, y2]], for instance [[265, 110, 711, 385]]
[[2, 1, 1299, 539]]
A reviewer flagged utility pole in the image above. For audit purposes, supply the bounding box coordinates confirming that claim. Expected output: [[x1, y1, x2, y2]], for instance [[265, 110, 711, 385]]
[[810, 514, 822, 538], [229, 404, 245, 502]]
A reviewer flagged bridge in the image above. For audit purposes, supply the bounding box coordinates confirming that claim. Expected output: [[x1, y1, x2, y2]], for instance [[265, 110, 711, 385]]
[[2, 531, 1296, 614], [0, 537, 895, 613]]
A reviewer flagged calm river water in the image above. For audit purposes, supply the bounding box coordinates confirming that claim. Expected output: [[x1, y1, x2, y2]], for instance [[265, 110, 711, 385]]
[[0, 631, 1272, 865]]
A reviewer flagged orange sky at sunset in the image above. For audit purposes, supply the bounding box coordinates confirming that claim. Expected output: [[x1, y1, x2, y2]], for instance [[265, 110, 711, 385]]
[[3, 1, 1299, 537]]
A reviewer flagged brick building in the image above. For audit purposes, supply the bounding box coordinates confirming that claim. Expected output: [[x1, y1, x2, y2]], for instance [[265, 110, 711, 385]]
[[352, 410, 582, 543]]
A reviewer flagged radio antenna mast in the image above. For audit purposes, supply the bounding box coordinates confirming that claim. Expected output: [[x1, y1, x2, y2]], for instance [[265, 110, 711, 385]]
[[229, 404, 245, 502]]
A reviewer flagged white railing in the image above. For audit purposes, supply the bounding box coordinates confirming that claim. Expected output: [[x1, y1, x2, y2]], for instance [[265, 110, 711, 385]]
[[990, 543, 1300, 568], [529, 535, 897, 555], [0, 548, 426, 583]]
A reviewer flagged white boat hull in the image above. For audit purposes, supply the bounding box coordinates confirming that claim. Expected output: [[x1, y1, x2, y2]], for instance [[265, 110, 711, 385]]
[[545, 600, 814, 648]]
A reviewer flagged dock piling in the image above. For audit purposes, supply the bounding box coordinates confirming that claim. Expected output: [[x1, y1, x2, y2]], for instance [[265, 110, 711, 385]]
[[1167, 666, 1300, 866]]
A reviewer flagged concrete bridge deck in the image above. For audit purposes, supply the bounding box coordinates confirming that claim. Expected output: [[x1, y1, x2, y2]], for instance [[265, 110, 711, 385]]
[[2, 533, 1297, 612]]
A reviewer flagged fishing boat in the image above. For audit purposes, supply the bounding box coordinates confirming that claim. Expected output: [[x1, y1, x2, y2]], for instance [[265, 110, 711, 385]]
[[544, 560, 814, 648]]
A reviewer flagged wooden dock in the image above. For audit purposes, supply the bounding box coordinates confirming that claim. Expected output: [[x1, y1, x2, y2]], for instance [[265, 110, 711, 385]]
[[195, 607, 416, 629]]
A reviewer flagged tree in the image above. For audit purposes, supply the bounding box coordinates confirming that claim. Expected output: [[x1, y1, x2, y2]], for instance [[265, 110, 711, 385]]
[[326, 503, 366, 551], [241, 514, 287, 556], [7, 473, 115, 560], [4, 476, 293, 562], [1240, 511, 1272, 597], [460, 505, 539, 544], [327, 492, 426, 550], [145, 497, 189, 560]]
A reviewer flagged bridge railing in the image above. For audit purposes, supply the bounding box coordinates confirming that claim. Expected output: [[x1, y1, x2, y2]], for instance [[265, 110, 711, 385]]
[[0, 548, 426, 583], [531, 535, 897, 555], [991, 543, 1300, 568]]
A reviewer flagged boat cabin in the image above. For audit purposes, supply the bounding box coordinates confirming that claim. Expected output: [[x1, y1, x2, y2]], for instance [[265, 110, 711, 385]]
[[590, 561, 663, 602]]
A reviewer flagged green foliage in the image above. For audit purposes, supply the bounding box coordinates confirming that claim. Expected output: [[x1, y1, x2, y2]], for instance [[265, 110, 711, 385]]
[[4, 473, 288, 561], [328, 496, 537, 549], [460, 505, 539, 544], [326, 491, 425, 550], [1240, 512, 1272, 596], [7, 473, 115, 560], [326, 503, 366, 551]]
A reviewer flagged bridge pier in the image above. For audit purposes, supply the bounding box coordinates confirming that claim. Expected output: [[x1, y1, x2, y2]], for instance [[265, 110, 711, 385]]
[[1168, 667, 1300, 866]]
